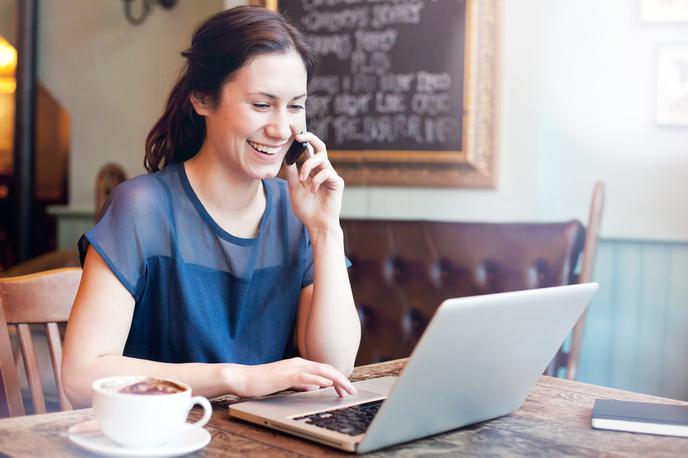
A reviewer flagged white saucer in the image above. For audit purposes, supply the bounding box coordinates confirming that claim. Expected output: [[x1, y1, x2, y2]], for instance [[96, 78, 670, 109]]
[[67, 420, 211, 457]]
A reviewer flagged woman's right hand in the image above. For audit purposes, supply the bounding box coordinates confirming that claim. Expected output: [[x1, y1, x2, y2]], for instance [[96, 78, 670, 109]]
[[228, 357, 357, 398]]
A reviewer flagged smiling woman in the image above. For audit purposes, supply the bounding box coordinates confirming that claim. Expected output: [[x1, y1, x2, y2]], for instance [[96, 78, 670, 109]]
[[61, 6, 361, 408]]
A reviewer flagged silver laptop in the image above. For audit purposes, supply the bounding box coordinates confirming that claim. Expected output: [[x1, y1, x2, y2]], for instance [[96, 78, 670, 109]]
[[229, 283, 599, 453]]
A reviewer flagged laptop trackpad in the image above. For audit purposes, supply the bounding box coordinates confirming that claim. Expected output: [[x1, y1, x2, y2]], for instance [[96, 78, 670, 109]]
[[235, 376, 397, 418], [284, 388, 385, 416]]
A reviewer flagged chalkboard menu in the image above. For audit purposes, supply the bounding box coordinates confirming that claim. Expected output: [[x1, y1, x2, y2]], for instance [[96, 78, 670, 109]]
[[279, 0, 466, 153], [276, 0, 498, 188]]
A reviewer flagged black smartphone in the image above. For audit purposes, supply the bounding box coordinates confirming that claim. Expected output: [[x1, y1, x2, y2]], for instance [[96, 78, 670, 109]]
[[284, 139, 308, 166]]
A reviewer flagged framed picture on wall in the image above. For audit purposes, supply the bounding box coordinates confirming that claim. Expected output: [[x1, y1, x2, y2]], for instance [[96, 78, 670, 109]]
[[656, 44, 688, 126], [253, 0, 499, 188], [641, 0, 688, 22]]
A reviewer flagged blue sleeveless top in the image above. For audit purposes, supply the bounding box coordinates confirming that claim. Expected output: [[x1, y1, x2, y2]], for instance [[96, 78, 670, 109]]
[[79, 162, 316, 365]]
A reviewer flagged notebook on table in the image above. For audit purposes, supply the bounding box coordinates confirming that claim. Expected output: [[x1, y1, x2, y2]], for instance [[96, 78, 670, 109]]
[[229, 283, 599, 453], [591, 399, 688, 438]]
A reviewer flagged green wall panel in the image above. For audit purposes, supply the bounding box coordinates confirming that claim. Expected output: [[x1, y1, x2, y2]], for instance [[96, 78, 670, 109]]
[[578, 240, 688, 401]]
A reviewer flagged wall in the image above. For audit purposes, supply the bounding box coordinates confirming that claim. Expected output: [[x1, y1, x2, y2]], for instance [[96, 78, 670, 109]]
[[37, 0, 223, 209], [0, 0, 15, 46], [537, 0, 688, 242]]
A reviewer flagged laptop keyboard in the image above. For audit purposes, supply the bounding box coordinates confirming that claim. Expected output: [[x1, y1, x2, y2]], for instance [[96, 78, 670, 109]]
[[293, 399, 384, 436]]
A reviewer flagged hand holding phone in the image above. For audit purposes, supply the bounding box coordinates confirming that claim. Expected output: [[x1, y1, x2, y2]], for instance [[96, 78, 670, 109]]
[[285, 139, 308, 166]]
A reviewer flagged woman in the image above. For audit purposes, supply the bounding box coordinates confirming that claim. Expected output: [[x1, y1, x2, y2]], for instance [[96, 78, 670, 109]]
[[62, 6, 361, 408]]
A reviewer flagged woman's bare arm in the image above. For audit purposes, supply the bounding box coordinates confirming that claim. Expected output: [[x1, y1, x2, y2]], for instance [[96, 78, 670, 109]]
[[295, 228, 360, 378]]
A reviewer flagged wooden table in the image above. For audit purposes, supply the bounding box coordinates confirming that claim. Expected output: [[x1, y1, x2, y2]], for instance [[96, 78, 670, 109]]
[[0, 359, 686, 457]]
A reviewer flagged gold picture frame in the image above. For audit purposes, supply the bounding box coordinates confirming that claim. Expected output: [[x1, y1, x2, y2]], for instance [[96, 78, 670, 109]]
[[261, 0, 500, 187]]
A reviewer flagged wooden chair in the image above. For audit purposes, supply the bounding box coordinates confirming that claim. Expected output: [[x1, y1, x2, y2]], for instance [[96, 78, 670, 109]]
[[562, 181, 605, 380], [95, 163, 127, 222], [0, 268, 81, 417]]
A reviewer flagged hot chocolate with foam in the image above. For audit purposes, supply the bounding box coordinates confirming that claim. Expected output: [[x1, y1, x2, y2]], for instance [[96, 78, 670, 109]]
[[118, 378, 186, 395]]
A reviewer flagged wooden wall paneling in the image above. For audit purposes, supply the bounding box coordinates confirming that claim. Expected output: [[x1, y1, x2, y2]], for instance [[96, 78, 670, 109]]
[[635, 243, 672, 396], [608, 241, 643, 393], [662, 244, 688, 401]]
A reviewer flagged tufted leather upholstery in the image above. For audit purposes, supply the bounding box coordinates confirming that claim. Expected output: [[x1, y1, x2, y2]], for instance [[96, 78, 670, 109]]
[[341, 219, 585, 367]]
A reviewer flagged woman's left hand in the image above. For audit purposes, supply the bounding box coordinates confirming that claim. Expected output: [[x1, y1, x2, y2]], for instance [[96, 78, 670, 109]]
[[284, 132, 344, 231]]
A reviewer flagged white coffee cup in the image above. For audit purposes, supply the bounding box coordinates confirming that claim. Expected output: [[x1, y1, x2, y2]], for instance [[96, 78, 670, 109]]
[[91, 376, 212, 449]]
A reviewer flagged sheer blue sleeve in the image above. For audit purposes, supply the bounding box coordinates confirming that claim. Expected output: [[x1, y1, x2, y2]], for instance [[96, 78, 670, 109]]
[[301, 230, 314, 288], [78, 175, 171, 301]]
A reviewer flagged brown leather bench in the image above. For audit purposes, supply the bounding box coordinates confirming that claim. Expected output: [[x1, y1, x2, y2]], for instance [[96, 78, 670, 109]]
[[341, 183, 604, 379]]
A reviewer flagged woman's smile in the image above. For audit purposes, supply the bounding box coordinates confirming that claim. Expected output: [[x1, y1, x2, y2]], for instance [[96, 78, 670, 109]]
[[247, 140, 286, 156]]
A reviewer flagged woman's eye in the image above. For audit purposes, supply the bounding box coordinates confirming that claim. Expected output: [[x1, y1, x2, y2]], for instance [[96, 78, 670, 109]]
[[289, 105, 305, 111], [252, 103, 270, 109]]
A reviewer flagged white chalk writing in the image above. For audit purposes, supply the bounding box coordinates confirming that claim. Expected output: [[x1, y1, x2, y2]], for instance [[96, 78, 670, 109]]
[[288, 0, 462, 148], [301, 8, 369, 32], [305, 33, 352, 59]]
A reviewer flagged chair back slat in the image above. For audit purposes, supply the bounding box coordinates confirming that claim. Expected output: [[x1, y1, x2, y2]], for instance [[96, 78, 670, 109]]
[[46, 322, 72, 411], [578, 182, 604, 284], [0, 307, 24, 416], [567, 182, 605, 380], [2, 268, 80, 324], [17, 324, 47, 414], [0, 268, 81, 417]]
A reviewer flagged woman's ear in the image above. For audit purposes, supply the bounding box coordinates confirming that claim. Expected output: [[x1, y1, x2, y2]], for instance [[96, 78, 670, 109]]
[[189, 92, 211, 116]]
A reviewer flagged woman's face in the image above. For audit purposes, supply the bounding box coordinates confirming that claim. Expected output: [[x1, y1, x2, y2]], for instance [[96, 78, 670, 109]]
[[194, 50, 308, 180]]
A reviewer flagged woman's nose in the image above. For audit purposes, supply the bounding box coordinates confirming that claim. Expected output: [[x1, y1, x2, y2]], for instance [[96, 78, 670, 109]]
[[266, 109, 293, 140]]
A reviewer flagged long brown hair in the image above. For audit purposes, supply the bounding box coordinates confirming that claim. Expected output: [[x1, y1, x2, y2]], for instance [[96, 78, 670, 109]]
[[144, 6, 315, 172]]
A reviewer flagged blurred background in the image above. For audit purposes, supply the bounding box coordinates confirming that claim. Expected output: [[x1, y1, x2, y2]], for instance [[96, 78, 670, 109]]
[[0, 0, 686, 401]]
